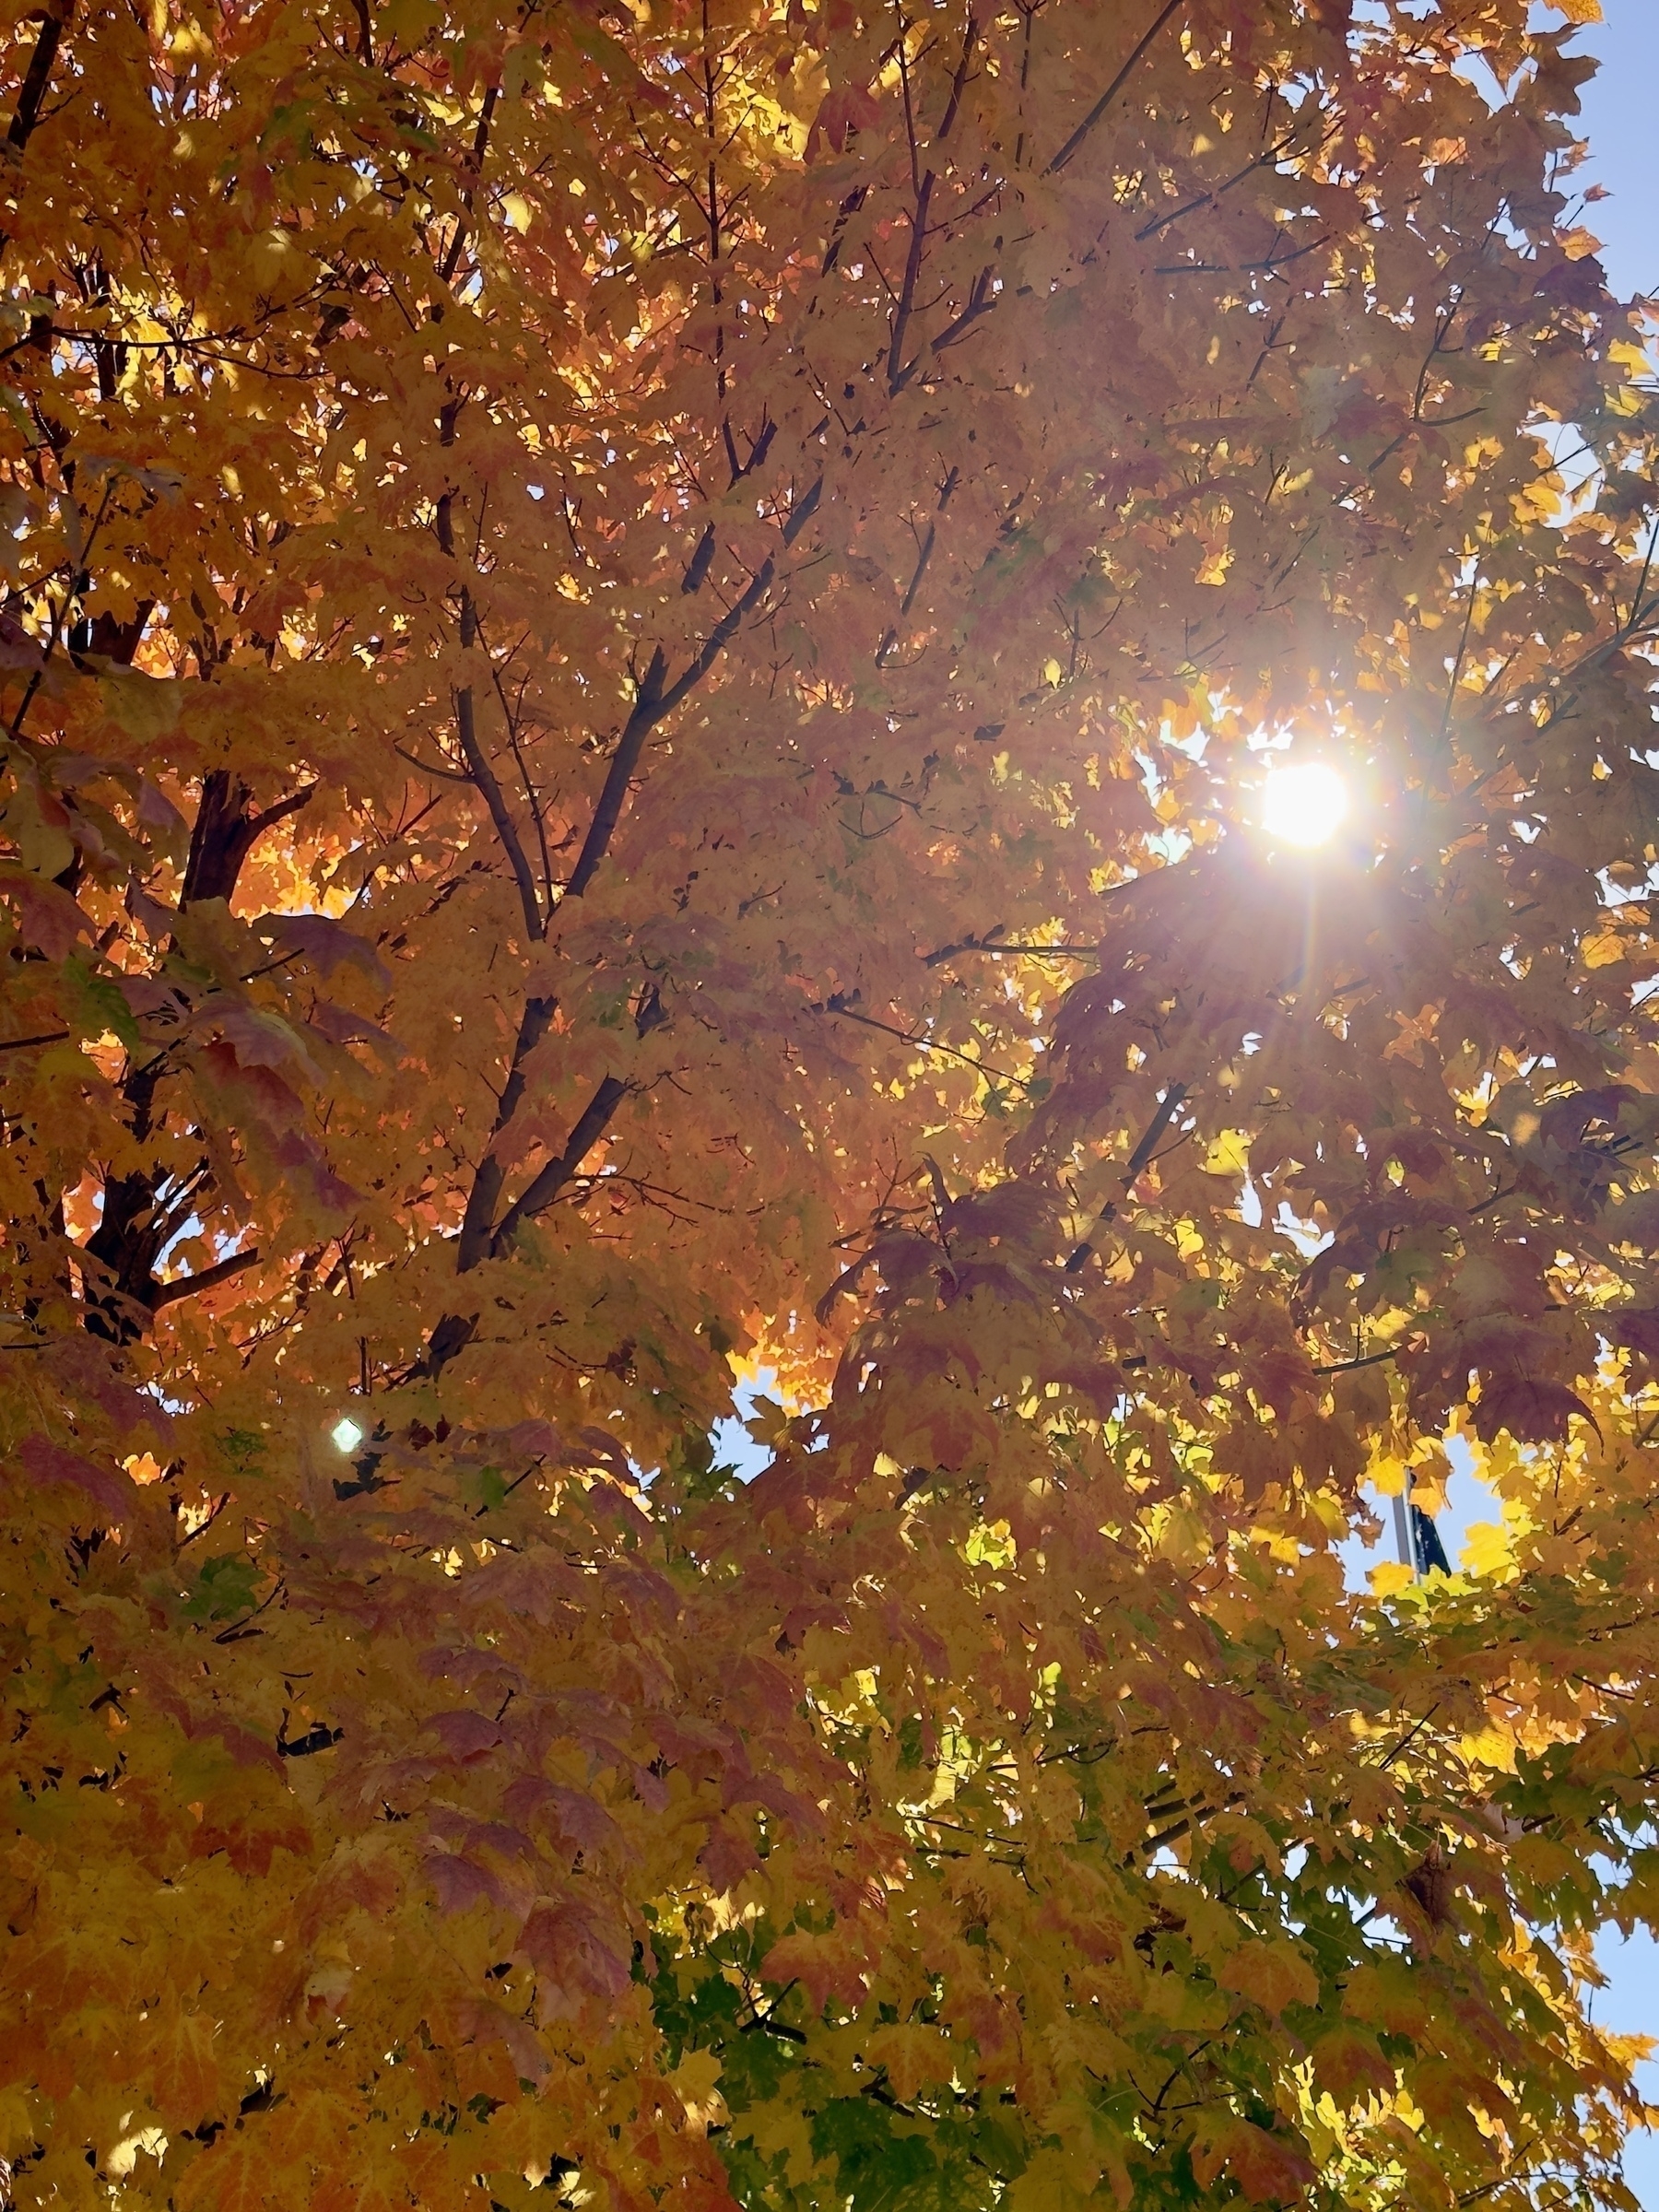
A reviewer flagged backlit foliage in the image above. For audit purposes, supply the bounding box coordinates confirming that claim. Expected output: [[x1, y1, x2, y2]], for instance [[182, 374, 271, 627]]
[[0, 0, 1656, 2206]]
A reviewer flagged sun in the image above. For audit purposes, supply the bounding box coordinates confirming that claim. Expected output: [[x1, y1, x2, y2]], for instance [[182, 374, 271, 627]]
[[1262, 760, 1347, 847]]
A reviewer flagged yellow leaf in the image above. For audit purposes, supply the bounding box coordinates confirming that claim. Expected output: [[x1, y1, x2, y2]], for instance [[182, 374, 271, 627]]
[[1407, 1441, 1452, 1518], [1143, 1971, 1229, 2030], [1147, 1501, 1209, 1566], [1007, 2143, 1124, 2212], [500, 191, 534, 232], [0, 2087, 35, 2158], [864, 2019, 948, 2102], [1202, 1128, 1251, 1177], [736, 2105, 820, 2185], [1462, 1519, 1516, 1581], [666, 2051, 726, 2136], [963, 1518, 1016, 1567], [1370, 1454, 1407, 1497], [1581, 929, 1627, 968], [744, 1394, 788, 1445], [1459, 1723, 1518, 1774]]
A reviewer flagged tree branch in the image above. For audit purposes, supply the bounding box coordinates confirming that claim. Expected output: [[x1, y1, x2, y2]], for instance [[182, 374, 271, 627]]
[[433, 394, 546, 940], [564, 647, 669, 900], [564, 477, 820, 899], [182, 773, 316, 906], [935, 10, 977, 144], [1063, 1082, 1188, 1271], [439, 84, 501, 288], [0, 1028, 70, 1052], [1312, 1345, 1399, 1376], [489, 1073, 630, 1256], [429, 371, 822, 1350], [681, 523, 717, 596], [923, 936, 1096, 967], [453, 665, 546, 941], [6, 6, 69, 159], [930, 265, 995, 355], [888, 169, 935, 394], [1044, 0, 1184, 177], [454, 993, 559, 1273], [821, 997, 1033, 1090], [150, 1247, 262, 1310]]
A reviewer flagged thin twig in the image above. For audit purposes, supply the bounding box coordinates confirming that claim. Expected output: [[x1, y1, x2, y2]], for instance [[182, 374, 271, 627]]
[[1313, 1346, 1399, 1376], [924, 936, 1097, 967], [0, 1030, 70, 1053]]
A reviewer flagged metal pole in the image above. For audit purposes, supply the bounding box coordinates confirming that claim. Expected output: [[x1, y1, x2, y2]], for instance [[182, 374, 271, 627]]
[[1391, 1491, 1415, 1574]]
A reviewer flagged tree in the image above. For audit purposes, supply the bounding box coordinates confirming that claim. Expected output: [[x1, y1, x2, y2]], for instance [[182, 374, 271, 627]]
[[0, 0, 1655, 2203]]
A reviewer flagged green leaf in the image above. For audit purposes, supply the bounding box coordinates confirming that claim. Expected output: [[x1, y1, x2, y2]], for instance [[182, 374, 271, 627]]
[[63, 955, 138, 1048], [182, 1553, 262, 1622]]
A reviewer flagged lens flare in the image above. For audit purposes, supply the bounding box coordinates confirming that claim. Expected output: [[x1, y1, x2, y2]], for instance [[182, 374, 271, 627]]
[[1262, 760, 1346, 847]]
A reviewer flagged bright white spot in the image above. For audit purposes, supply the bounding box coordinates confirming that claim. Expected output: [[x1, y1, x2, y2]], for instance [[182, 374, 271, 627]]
[[1262, 761, 1347, 847], [332, 1418, 364, 1453]]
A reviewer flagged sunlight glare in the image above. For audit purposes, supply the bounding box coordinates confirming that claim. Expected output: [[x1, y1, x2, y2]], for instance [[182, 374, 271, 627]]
[[332, 1417, 365, 1453], [1262, 760, 1347, 847]]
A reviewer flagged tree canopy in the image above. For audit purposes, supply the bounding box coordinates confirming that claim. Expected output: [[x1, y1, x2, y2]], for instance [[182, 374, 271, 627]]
[[1, 0, 1657, 2206]]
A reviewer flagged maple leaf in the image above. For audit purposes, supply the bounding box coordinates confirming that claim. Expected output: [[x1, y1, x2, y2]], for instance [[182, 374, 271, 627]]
[[1217, 1939, 1319, 2020], [17, 1434, 135, 1520], [0, 0, 1654, 2206], [176, 2140, 291, 2212], [1192, 2115, 1318, 2206], [1471, 1375, 1597, 1445]]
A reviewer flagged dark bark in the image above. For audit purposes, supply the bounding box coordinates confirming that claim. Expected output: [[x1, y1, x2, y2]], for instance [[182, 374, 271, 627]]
[[182, 771, 314, 906], [81, 776, 313, 1337], [6, 7, 67, 152], [454, 994, 559, 1275]]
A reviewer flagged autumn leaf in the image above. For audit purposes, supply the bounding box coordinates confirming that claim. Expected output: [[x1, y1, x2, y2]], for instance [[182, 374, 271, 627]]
[[17, 1434, 135, 1519], [1471, 1376, 1597, 1445], [1218, 1939, 1319, 2019], [0, 0, 1653, 2207], [1191, 2115, 1317, 2206]]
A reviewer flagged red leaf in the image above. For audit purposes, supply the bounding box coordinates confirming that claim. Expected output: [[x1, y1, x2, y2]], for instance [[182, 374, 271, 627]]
[[503, 1776, 623, 1856], [0, 869, 91, 959], [1192, 2115, 1316, 2206], [18, 1432, 133, 1518], [454, 1995, 548, 2084], [1472, 1375, 1596, 1445], [425, 1709, 504, 1760], [806, 81, 882, 157], [257, 911, 390, 986], [1613, 1307, 1659, 1364], [520, 1897, 632, 2006], [699, 1817, 760, 1895], [43, 1338, 175, 1449], [426, 1851, 505, 1914]]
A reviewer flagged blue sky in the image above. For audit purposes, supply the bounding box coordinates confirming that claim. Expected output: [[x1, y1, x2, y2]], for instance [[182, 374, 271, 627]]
[[1571, 0, 1657, 301]]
